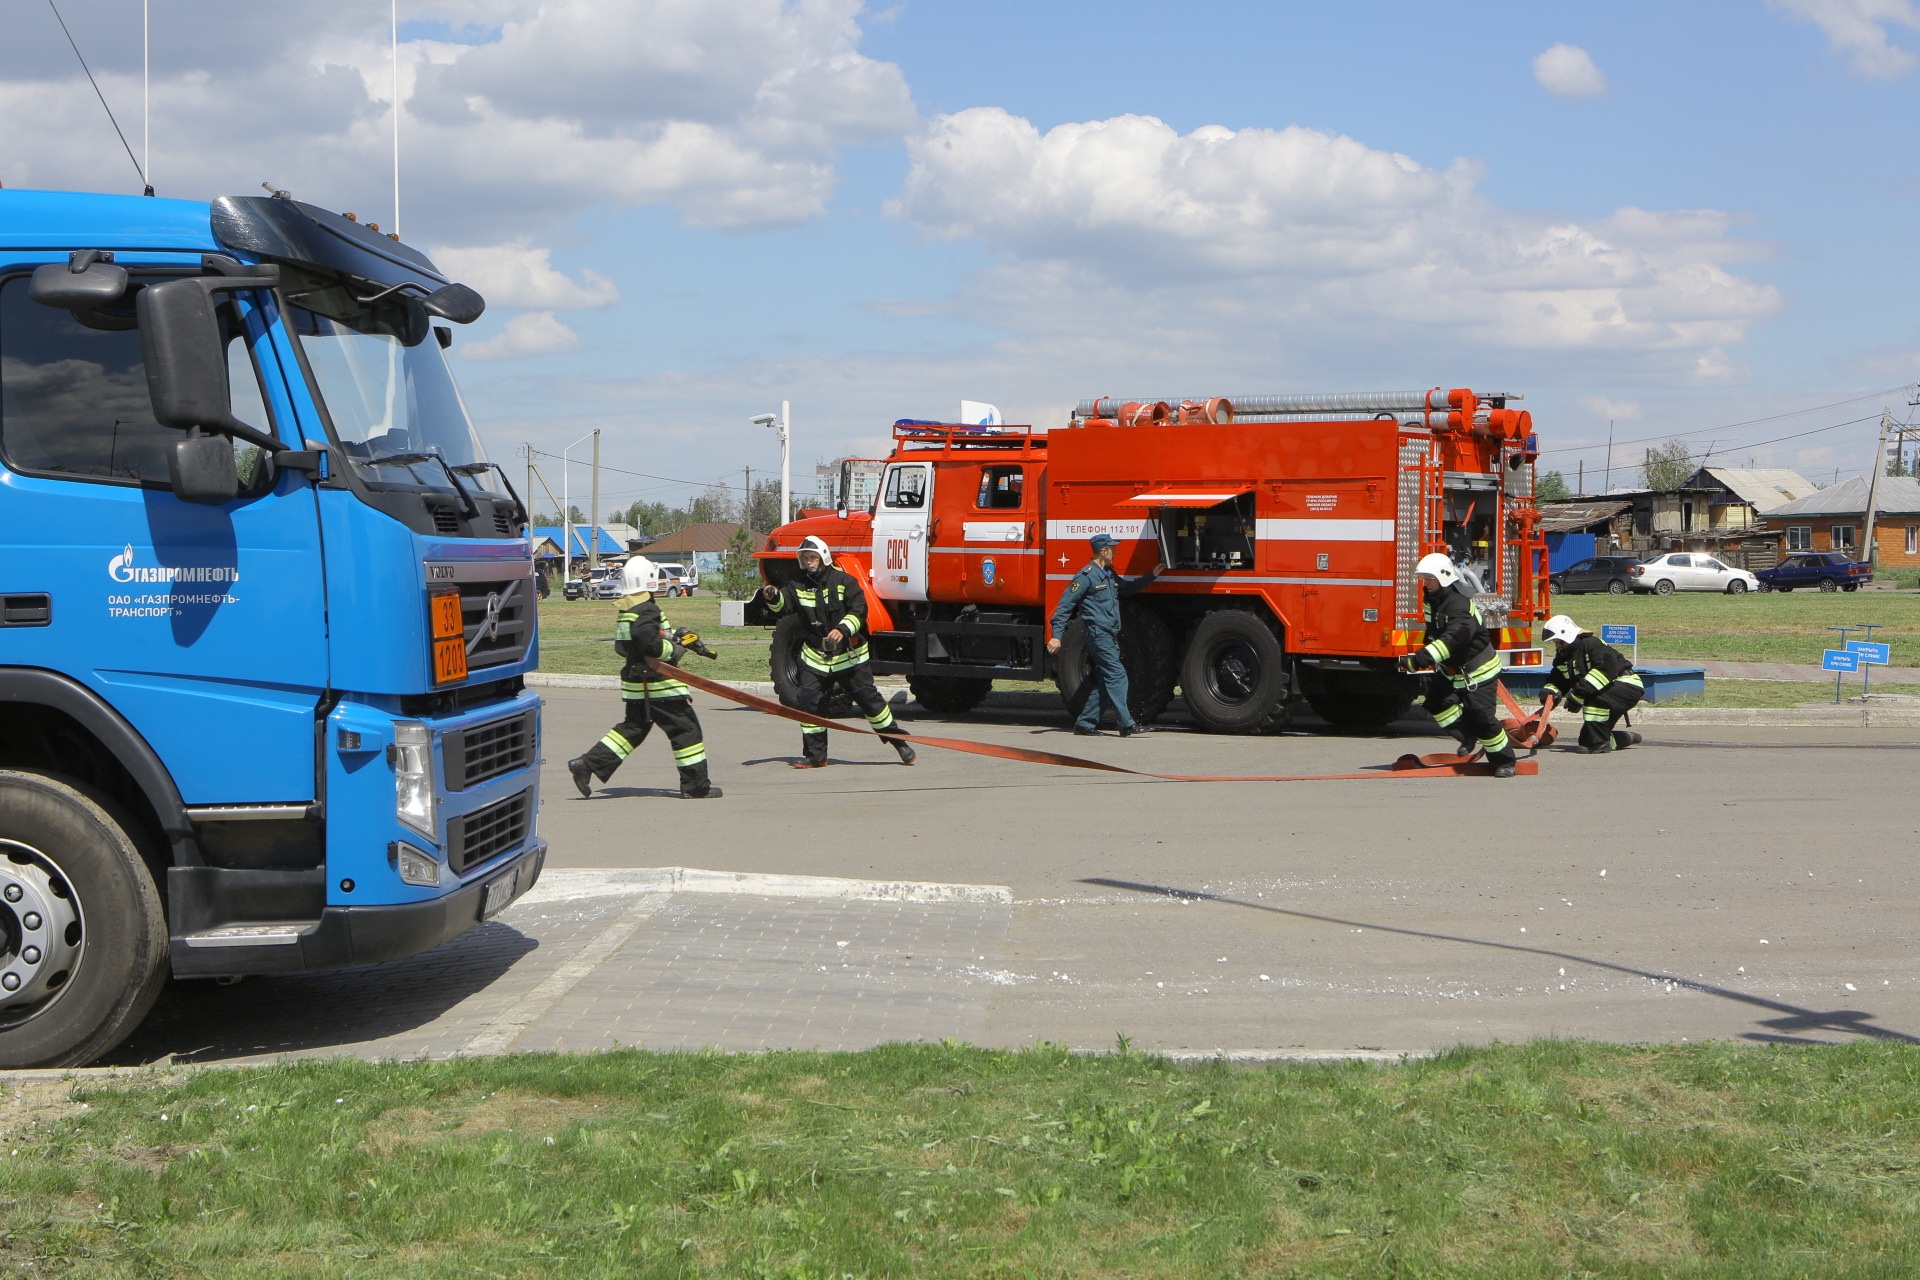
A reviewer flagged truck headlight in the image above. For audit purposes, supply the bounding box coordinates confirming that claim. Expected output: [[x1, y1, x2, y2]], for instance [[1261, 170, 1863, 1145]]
[[389, 841, 441, 887], [391, 721, 437, 837]]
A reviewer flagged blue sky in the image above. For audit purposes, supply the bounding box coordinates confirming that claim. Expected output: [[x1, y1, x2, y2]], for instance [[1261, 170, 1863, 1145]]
[[4, 0, 1920, 511]]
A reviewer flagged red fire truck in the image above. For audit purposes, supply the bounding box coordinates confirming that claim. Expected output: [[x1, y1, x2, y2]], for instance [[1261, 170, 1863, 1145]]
[[752, 389, 1548, 733]]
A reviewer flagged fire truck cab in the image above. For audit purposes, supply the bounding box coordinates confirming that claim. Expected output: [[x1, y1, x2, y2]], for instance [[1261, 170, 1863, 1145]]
[[754, 389, 1547, 734]]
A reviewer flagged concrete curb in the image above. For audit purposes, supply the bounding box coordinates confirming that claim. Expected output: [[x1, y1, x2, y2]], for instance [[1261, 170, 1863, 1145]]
[[518, 865, 1014, 907], [527, 673, 1920, 727]]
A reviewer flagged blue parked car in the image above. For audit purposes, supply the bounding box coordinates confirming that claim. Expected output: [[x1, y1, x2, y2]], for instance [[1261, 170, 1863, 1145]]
[[1756, 552, 1872, 592]]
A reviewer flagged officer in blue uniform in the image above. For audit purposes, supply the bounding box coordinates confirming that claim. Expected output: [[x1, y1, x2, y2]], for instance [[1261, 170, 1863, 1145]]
[[1046, 533, 1162, 736]]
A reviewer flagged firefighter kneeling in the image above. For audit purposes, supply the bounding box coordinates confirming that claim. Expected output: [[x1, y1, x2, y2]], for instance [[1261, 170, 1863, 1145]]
[[1541, 614, 1644, 754], [567, 559, 721, 800], [1399, 552, 1519, 778], [764, 535, 916, 769]]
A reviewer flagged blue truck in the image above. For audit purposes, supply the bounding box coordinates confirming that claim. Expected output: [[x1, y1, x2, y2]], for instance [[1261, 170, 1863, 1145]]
[[0, 190, 546, 1066]]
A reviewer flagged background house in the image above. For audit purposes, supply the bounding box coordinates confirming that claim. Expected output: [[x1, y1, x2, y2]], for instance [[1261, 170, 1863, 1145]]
[[530, 525, 625, 579], [1761, 476, 1920, 566], [638, 522, 743, 578], [1544, 467, 1815, 570]]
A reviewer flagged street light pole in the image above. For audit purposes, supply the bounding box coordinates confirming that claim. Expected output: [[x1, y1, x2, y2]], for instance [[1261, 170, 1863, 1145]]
[[560, 428, 595, 582], [752, 403, 792, 526]]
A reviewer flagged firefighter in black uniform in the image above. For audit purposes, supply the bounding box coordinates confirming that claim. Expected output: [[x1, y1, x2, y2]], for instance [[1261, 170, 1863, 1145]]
[[1540, 613, 1644, 753], [1399, 552, 1518, 778], [567, 558, 721, 799], [763, 535, 916, 768]]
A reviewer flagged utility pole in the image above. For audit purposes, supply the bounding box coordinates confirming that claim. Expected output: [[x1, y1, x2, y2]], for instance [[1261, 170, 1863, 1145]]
[[1603, 420, 1614, 493], [743, 467, 753, 539], [525, 443, 535, 585], [1863, 408, 1893, 566], [588, 429, 601, 576], [780, 399, 791, 527], [1576, 459, 1583, 494]]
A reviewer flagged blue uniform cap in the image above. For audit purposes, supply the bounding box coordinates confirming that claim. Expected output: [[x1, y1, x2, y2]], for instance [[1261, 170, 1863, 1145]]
[[1089, 533, 1118, 551]]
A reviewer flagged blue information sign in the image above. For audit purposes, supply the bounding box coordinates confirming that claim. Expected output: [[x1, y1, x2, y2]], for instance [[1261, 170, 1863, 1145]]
[[1847, 640, 1890, 665], [1600, 624, 1637, 646], [1822, 649, 1860, 672]]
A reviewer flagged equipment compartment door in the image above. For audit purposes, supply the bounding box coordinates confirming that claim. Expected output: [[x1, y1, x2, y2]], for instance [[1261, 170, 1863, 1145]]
[[871, 462, 933, 601]]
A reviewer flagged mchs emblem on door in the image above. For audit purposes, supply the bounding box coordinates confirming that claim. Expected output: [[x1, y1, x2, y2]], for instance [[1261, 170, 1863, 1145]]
[[981, 558, 997, 585]]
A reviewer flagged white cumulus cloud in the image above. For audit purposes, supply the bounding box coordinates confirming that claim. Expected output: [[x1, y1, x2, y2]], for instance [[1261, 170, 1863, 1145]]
[[461, 311, 580, 360], [428, 241, 620, 311], [0, 0, 913, 238], [1532, 44, 1609, 98], [1773, 0, 1920, 76], [892, 109, 1779, 374]]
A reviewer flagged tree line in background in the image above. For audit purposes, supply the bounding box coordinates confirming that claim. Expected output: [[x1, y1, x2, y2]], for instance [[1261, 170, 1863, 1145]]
[[533, 478, 788, 539]]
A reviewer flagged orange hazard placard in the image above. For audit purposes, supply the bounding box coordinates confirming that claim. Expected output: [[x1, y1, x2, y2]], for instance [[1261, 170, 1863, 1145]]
[[430, 590, 464, 640], [433, 635, 469, 685]]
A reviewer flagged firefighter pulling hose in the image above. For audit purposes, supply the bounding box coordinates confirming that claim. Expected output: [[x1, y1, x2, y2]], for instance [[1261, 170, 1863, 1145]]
[[1398, 552, 1520, 778], [1540, 614, 1644, 753]]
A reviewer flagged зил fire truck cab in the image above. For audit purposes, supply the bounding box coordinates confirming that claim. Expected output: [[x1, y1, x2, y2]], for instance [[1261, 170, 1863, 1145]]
[[755, 389, 1547, 733]]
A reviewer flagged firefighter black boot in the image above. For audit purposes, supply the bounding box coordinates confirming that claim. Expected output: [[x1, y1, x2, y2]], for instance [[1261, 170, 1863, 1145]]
[[567, 756, 595, 798], [1613, 730, 1642, 751], [887, 735, 916, 766]]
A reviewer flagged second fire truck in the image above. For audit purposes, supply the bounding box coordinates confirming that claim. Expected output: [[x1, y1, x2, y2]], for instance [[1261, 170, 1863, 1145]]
[[754, 388, 1549, 733]]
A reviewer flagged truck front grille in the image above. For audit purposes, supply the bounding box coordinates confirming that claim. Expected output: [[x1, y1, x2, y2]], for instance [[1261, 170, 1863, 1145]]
[[461, 579, 533, 670], [447, 788, 532, 874], [444, 710, 535, 791]]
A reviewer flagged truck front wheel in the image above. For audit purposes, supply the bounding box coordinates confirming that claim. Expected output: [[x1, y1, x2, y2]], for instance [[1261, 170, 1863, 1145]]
[[1178, 609, 1291, 734], [0, 771, 167, 1068]]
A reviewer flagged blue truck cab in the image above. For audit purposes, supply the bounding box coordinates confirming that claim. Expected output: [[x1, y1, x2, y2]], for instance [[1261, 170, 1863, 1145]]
[[0, 190, 545, 1066]]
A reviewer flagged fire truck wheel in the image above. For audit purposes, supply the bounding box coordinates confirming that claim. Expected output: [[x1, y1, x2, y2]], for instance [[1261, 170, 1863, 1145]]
[[908, 674, 993, 714], [769, 615, 854, 719], [1052, 608, 1177, 727], [0, 771, 168, 1069], [1178, 609, 1290, 734]]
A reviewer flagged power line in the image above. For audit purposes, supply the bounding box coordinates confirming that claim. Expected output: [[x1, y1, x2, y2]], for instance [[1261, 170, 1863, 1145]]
[[1537, 384, 1916, 460], [526, 447, 760, 494]]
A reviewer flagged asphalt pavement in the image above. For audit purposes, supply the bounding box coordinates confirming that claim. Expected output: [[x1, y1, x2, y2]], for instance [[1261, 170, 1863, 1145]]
[[108, 685, 1920, 1065]]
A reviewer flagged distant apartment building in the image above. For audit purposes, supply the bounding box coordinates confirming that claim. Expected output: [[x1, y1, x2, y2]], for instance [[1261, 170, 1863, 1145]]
[[813, 458, 886, 511]]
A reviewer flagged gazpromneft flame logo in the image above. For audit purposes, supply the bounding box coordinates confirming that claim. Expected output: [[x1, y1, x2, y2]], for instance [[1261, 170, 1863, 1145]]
[[107, 544, 240, 585]]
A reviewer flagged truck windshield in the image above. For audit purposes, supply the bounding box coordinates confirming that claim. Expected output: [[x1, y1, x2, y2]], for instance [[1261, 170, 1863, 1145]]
[[287, 298, 501, 493]]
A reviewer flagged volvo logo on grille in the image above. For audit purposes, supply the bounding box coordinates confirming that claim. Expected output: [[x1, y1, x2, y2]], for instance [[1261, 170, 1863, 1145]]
[[478, 591, 504, 642]]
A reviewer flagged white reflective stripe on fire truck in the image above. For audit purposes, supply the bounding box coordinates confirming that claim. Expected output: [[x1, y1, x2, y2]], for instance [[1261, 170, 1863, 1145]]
[[930, 547, 1043, 555], [1045, 519, 1159, 541], [1255, 519, 1395, 541], [1116, 490, 1254, 507], [963, 521, 1026, 542], [1047, 573, 1394, 588]]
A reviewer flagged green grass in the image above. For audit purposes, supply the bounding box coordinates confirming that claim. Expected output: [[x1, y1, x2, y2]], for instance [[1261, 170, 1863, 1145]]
[[8, 1041, 1920, 1277], [1534, 590, 1920, 668], [537, 594, 774, 684]]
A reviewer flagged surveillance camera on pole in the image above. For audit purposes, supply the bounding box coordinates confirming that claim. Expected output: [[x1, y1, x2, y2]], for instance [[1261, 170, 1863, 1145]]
[[751, 403, 791, 526]]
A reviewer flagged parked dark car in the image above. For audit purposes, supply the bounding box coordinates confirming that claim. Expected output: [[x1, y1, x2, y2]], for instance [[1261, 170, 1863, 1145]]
[[1549, 555, 1645, 595], [562, 577, 587, 601], [1755, 552, 1872, 593]]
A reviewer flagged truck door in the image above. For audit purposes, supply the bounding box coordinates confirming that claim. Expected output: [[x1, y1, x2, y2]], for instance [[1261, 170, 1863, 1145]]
[[871, 461, 932, 601], [0, 272, 328, 805]]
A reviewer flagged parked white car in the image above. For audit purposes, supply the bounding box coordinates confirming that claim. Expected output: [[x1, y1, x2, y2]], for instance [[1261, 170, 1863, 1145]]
[[1628, 552, 1759, 595], [653, 561, 699, 596]]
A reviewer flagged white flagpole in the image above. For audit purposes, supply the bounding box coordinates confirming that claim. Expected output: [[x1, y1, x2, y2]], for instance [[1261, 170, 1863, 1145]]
[[391, 0, 401, 237]]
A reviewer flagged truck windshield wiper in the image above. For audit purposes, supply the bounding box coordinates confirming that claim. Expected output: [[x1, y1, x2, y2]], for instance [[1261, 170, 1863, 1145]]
[[362, 450, 479, 518], [451, 461, 528, 527]]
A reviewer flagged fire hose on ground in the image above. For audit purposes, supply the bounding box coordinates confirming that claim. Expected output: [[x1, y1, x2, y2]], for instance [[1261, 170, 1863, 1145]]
[[647, 659, 1557, 782]]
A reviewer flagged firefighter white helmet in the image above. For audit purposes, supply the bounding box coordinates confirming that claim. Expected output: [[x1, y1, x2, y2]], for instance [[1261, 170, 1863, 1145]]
[[621, 557, 660, 595], [1543, 614, 1581, 646], [1414, 552, 1460, 588], [797, 535, 834, 569]]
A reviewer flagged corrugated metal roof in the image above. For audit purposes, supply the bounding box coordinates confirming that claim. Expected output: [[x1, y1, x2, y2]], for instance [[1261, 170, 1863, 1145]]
[[1693, 467, 1818, 512], [530, 525, 623, 555], [1538, 499, 1632, 533], [1763, 475, 1920, 518], [641, 522, 743, 555]]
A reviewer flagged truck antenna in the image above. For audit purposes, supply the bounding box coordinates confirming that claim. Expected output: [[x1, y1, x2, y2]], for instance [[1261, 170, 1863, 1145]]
[[46, 0, 151, 195]]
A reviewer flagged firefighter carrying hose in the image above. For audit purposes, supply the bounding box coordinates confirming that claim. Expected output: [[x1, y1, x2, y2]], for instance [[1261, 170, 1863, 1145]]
[[763, 535, 916, 768], [1540, 614, 1644, 753], [1398, 552, 1518, 778], [568, 558, 722, 799]]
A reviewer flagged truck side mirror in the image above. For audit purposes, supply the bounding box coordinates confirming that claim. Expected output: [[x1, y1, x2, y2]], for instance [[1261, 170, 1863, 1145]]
[[422, 282, 485, 324], [137, 278, 241, 435], [30, 258, 130, 309], [168, 430, 240, 506]]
